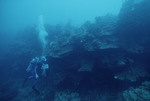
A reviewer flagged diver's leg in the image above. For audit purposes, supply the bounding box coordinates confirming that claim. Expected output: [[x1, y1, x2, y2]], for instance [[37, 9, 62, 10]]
[[32, 78, 40, 95]]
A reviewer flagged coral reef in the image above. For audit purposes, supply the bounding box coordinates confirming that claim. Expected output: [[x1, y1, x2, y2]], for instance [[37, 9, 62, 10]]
[[45, 15, 118, 58], [120, 81, 150, 101], [114, 66, 149, 82], [54, 90, 80, 101]]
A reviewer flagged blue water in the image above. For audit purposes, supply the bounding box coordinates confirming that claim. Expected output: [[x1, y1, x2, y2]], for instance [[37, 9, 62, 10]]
[[0, 0, 150, 101]]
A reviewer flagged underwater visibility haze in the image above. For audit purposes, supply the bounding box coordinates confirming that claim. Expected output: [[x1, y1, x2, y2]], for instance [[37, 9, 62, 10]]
[[0, 0, 122, 31], [1, 0, 150, 101]]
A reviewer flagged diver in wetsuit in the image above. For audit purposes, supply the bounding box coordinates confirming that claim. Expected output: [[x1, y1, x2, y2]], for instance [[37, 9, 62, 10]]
[[23, 56, 49, 94]]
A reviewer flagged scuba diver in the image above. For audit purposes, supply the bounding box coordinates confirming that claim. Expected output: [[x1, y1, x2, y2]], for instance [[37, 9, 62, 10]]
[[23, 56, 49, 95]]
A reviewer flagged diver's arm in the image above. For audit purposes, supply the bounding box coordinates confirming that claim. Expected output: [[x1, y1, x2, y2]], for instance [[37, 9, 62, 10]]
[[34, 66, 39, 79], [26, 58, 35, 72], [26, 63, 32, 72], [41, 64, 49, 76]]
